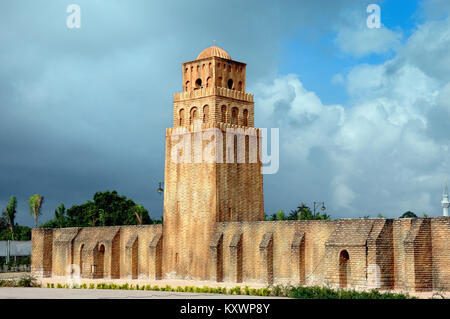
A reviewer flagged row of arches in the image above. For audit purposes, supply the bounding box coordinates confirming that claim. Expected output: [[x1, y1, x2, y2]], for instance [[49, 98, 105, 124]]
[[185, 78, 243, 91], [178, 105, 250, 126], [178, 105, 209, 126], [184, 63, 244, 74], [221, 105, 249, 126], [217, 63, 244, 73], [185, 62, 213, 74]]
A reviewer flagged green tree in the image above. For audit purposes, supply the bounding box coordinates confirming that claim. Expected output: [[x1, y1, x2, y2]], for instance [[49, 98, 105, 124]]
[[28, 194, 44, 227], [2, 196, 17, 239], [289, 203, 331, 220], [54, 204, 66, 228], [42, 191, 154, 228], [276, 209, 286, 221], [400, 211, 417, 218]]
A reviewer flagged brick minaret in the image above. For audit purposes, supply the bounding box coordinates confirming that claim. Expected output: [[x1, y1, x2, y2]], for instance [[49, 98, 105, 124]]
[[162, 46, 264, 280]]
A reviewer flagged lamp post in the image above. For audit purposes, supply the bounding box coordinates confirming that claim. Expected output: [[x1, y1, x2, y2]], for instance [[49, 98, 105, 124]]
[[157, 182, 164, 195], [313, 201, 326, 215], [442, 177, 449, 217]]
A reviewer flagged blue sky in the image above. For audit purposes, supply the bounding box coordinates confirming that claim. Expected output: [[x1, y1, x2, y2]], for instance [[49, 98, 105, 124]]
[[1, 0, 450, 226], [278, 0, 421, 106]]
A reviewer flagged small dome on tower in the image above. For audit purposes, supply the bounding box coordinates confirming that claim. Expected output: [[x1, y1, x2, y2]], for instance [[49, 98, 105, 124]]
[[196, 46, 231, 60]]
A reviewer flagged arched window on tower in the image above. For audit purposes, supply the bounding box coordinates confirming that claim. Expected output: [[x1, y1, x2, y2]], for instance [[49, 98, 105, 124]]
[[243, 109, 248, 126], [203, 105, 209, 123], [238, 81, 243, 91], [227, 79, 234, 90], [179, 108, 185, 126], [231, 107, 238, 125], [206, 77, 212, 88], [190, 107, 198, 124], [217, 76, 223, 87], [195, 78, 202, 90], [185, 81, 190, 91], [221, 105, 227, 123]]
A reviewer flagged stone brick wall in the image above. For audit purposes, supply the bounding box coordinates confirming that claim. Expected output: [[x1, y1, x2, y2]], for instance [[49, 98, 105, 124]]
[[31, 218, 450, 291], [30, 48, 450, 293]]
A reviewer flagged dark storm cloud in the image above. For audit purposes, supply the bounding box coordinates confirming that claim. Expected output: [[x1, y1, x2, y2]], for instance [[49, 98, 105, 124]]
[[0, 0, 356, 225]]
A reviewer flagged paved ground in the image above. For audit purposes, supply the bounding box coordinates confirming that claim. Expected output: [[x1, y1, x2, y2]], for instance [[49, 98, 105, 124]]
[[1, 272, 447, 299], [0, 287, 281, 299]]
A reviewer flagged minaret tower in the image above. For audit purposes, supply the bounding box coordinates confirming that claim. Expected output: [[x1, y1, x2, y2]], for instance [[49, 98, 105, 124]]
[[442, 177, 449, 217], [162, 46, 264, 280]]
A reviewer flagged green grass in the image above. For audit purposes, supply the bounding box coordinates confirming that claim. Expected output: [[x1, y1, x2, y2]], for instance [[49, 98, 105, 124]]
[[287, 285, 413, 299], [41, 281, 417, 298]]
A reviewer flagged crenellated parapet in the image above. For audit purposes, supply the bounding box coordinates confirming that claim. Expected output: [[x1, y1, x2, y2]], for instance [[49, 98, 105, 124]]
[[174, 86, 254, 103]]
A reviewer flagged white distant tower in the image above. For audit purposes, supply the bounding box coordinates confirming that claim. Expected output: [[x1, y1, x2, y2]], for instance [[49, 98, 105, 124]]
[[442, 177, 449, 217]]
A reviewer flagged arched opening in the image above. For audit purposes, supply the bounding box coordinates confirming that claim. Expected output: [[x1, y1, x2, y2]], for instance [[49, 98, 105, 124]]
[[190, 107, 198, 124], [206, 77, 212, 88], [195, 78, 202, 89], [203, 105, 209, 123], [238, 81, 243, 91], [243, 109, 248, 126], [339, 250, 350, 288], [185, 81, 190, 91], [227, 79, 234, 90], [231, 107, 238, 125], [179, 108, 185, 126], [79, 244, 84, 277], [217, 76, 223, 87], [131, 239, 138, 279], [221, 105, 227, 123], [96, 244, 105, 278]]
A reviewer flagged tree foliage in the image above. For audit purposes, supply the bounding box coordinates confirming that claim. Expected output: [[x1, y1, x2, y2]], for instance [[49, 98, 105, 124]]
[[40, 190, 160, 228], [289, 203, 331, 220], [400, 211, 418, 218], [266, 203, 331, 221], [0, 196, 31, 240], [1, 196, 17, 239], [28, 194, 44, 227]]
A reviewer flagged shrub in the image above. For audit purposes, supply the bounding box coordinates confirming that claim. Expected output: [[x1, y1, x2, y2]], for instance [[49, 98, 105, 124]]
[[287, 286, 412, 299], [17, 275, 39, 287]]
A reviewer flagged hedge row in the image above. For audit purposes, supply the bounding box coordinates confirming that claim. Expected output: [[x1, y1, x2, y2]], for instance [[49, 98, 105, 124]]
[[45, 282, 414, 299]]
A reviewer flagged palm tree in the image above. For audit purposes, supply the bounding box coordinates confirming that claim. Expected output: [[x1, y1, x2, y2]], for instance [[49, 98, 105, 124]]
[[28, 194, 44, 227], [3, 196, 17, 239], [133, 205, 146, 225]]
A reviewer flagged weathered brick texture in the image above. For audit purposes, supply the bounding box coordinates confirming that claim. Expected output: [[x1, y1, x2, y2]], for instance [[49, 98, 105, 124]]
[[31, 47, 449, 292]]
